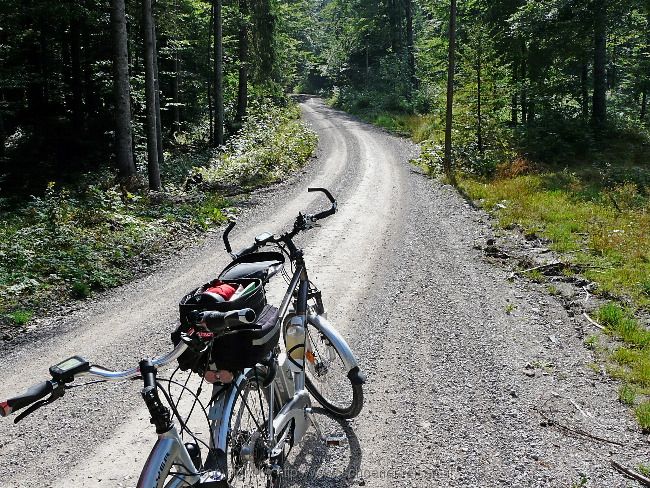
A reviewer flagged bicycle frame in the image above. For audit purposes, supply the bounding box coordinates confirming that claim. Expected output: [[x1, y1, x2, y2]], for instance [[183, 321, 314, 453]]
[[137, 425, 201, 488], [207, 252, 362, 476]]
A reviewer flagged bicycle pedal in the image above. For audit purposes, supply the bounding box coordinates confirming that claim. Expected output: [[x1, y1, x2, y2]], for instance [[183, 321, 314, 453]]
[[325, 435, 347, 447], [198, 470, 227, 487]]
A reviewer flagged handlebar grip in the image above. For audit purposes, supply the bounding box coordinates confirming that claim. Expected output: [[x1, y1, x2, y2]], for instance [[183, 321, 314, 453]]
[[308, 187, 336, 203], [1, 381, 54, 417], [223, 220, 236, 254], [200, 308, 257, 332]]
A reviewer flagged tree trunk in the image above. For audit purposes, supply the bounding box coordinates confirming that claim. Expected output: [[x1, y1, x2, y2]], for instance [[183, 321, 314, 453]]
[[110, 0, 137, 180], [511, 61, 518, 124], [152, 13, 164, 167], [387, 0, 402, 55], [476, 33, 483, 154], [207, 4, 214, 144], [641, 89, 647, 121], [70, 15, 84, 130], [443, 0, 457, 185], [236, 0, 249, 124], [405, 0, 417, 95], [527, 101, 535, 124], [581, 62, 589, 119], [366, 44, 370, 89], [592, 0, 607, 127], [521, 48, 527, 124], [172, 48, 181, 130], [39, 22, 50, 109], [81, 7, 95, 117], [62, 25, 72, 114], [0, 108, 5, 158], [214, 0, 224, 146], [142, 0, 161, 190]]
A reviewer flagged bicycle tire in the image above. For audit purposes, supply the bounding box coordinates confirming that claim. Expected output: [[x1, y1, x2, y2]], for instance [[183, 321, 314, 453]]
[[225, 367, 283, 488], [304, 326, 364, 419]]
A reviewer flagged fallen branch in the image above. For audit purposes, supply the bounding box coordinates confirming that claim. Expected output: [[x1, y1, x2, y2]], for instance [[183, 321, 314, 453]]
[[538, 398, 624, 447], [583, 312, 606, 331], [611, 460, 650, 486], [514, 262, 564, 276]]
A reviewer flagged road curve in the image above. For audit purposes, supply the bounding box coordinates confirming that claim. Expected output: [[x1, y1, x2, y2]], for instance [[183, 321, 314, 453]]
[[0, 97, 647, 487]]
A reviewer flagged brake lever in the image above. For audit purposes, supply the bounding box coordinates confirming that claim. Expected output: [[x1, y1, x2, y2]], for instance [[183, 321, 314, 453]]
[[14, 386, 65, 424]]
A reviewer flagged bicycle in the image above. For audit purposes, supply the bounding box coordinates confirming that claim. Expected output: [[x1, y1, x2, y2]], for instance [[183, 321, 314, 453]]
[[1, 187, 365, 487]]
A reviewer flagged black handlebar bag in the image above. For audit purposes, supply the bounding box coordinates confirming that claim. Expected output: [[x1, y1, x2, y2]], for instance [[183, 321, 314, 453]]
[[173, 277, 279, 373]]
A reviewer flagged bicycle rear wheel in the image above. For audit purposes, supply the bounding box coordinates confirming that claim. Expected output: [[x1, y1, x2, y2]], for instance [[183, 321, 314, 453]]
[[304, 325, 363, 419]]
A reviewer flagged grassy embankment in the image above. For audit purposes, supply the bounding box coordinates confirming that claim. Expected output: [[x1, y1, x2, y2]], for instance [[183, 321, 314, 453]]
[[0, 103, 317, 330], [342, 103, 650, 430]]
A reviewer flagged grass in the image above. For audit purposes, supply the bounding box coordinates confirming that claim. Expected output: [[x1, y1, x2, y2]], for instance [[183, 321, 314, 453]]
[[619, 384, 638, 406], [639, 464, 650, 477], [591, 302, 650, 429], [6, 309, 33, 326], [635, 401, 650, 432], [570, 474, 588, 488], [547, 284, 561, 296], [584, 334, 599, 350], [458, 172, 650, 309]]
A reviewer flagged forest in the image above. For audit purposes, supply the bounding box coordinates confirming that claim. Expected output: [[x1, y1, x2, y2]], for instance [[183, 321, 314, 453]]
[[1, 1, 649, 358]]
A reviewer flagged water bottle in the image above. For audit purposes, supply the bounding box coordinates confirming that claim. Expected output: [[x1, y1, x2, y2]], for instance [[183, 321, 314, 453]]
[[285, 316, 305, 372]]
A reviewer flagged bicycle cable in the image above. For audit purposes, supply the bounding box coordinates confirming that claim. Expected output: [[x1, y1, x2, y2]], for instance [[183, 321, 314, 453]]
[[155, 379, 215, 462]]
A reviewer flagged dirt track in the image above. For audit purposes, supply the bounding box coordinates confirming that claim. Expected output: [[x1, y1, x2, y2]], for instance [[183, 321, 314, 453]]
[[0, 97, 648, 487]]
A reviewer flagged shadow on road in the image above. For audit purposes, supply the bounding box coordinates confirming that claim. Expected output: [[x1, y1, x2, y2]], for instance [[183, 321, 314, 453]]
[[282, 407, 362, 487]]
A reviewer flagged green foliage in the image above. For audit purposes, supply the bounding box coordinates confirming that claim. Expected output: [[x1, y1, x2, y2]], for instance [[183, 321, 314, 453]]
[[639, 464, 650, 477], [597, 304, 650, 347], [196, 103, 317, 191], [570, 473, 588, 488], [7, 310, 33, 326], [0, 103, 317, 321]]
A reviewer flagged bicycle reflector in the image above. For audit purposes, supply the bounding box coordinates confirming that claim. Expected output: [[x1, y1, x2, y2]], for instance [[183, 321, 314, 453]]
[[49, 356, 90, 381]]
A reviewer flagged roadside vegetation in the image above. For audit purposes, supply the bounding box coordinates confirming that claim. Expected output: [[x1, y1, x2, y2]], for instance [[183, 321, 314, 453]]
[[0, 0, 318, 332], [592, 303, 650, 431], [0, 104, 316, 330]]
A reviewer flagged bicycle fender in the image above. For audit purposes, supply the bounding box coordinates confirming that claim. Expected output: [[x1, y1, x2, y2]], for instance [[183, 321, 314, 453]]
[[347, 366, 367, 385], [209, 372, 249, 454], [307, 313, 364, 382]]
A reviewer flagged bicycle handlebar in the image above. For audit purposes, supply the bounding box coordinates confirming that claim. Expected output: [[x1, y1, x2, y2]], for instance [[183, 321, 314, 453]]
[[0, 340, 190, 419], [226, 187, 337, 259]]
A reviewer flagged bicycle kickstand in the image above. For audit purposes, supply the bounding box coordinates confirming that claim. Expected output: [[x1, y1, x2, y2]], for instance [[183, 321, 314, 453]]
[[305, 407, 347, 447]]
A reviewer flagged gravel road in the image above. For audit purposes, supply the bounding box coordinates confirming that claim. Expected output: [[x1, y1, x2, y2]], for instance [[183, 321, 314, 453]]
[[0, 97, 648, 487]]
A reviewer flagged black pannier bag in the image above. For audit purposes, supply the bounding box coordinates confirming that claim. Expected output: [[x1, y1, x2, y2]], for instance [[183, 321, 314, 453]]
[[172, 277, 281, 373]]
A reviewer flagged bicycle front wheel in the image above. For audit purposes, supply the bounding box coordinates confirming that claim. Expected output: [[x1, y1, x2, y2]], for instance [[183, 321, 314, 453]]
[[304, 324, 363, 419], [226, 367, 282, 488]]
